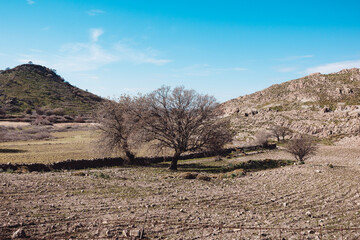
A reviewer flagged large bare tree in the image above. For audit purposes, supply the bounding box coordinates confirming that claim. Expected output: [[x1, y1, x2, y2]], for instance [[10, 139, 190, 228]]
[[94, 96, 139, 163], [134, 86, 234, 170]]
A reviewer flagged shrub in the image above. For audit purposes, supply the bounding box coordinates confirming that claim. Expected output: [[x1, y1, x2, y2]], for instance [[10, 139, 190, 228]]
[[31, 116, 52, 126], [254, 130, 271, 147], [74, 116, 85, 123], [35, 108, 45, 115], [286, 136, 318, 163], [52, 108, 65, 116]]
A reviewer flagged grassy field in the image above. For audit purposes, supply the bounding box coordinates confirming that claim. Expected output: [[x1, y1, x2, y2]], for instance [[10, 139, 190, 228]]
[[0, 126, 103, 164]]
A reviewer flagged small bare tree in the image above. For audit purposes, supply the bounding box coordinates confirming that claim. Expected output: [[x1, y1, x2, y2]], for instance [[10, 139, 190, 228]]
[[94, 96, 139, 163], [133, 86, 234, 170], [270, 125, 291, 142], [286, 136, 318, 163]]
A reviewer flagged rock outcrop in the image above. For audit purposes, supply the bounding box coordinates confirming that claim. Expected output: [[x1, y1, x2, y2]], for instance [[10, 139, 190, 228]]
[[221, 68, 360, 140]]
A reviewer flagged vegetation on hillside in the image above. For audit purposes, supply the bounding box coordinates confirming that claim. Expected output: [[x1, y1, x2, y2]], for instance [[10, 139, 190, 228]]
[[0, 64, 103, 116]]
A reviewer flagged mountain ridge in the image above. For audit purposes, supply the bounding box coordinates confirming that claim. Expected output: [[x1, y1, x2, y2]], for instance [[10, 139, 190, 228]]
[[221, 68, 360, 141], [0, 64, 104, 116]]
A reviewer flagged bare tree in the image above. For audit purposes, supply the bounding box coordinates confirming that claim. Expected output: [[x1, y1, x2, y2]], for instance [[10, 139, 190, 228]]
[[94, 96, 139, 163], [286, 136, 318, 163], [270, 125, 291, 142], [134, 86, 234, 170]]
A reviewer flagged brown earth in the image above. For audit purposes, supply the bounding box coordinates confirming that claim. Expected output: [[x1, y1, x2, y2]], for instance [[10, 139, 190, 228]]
[[1, 145, 360, 239]]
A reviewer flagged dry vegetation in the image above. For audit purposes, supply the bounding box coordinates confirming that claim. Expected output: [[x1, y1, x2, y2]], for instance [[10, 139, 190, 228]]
[[0, 123, 102, 164], [1, 135, 360, 239]]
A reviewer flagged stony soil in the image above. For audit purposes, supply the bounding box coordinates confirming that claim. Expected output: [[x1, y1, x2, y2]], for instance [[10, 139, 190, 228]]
[[1, 145, 360, 239]]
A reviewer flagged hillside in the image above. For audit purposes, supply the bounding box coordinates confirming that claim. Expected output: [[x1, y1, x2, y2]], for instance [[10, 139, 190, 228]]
[[221, 68, 360, 141], [0, 64, 103, 116]]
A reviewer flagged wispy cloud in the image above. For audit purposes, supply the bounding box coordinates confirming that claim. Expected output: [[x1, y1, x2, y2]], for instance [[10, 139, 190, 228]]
[[114, 43, 172, 65], [54, 42, 117, 72], [17, 28, 172, 73], [87, 9, 105, 16], [279, 55, 313, 61], [233, 67, 247, 71], [306, 60, 360, 74], [26, 0, 35, 5], [29, 48, 43, 53], [90, 28, 104, 42]]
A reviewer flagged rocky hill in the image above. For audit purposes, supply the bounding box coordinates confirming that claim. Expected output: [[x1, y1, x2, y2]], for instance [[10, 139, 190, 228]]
[[0, 64, 103, 116], [221, 68, 360, 141]]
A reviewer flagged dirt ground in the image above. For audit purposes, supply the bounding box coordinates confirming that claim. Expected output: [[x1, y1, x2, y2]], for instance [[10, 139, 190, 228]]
[[1, 145, 360, 239]]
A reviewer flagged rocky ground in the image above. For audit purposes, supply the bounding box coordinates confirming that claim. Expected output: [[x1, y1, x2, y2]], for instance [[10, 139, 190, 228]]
[[221, 68, 360, 140], [1, 145, 360, 239]]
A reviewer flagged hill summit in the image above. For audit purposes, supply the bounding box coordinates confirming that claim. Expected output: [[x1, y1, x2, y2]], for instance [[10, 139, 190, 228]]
[[0, 64, 103, 116], [221, 68, 360, 141]]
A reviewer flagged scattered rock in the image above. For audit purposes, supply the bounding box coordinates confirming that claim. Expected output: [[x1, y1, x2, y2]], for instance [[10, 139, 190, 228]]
[[179, 172, 198, 179], [306, 211, 312, 217], [196, 174, 211, 181], [129, 229, 141, 237], [11, 228, 26, 239]]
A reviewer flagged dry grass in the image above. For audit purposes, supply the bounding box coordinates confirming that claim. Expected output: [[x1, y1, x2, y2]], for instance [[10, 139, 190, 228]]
[[0, 129, 104, 164]]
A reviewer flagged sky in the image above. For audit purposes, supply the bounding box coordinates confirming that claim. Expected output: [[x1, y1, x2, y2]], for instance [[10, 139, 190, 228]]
[[1, 0, 360, 102]]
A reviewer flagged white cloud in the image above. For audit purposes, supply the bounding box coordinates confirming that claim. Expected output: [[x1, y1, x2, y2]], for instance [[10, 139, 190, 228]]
[[27, 0, 35, 5], [54, 42, 117, 72], [114, 43, 172, 65], [16, 29, 172, 73], [306, 60, 360, 74], [90, 28, 104, 42], [87, 9, 105, 16], [29, 48, 43, 53], [233, 67, 247, 71], [279, 55, 313, 61]]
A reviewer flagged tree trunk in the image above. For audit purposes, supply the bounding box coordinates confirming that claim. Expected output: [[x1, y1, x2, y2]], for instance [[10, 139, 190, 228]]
[[169, 152, 181, 170], [123, 142, 135, 164], [125, 150, 135, 163]]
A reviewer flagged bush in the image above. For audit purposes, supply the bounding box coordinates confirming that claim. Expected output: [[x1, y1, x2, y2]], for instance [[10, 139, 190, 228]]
[[35, 108, 45, 115], [74, 116, 85, 123], [286, 136, 318, 163], [32, 116, 52, 126], [52, 108, 65, 116], [254, 130, 271, 147]]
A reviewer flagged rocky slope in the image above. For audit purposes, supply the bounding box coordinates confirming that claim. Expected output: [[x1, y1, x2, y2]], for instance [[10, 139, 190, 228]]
[[221, 68, 360, 141], [0, 64, 103, 116]]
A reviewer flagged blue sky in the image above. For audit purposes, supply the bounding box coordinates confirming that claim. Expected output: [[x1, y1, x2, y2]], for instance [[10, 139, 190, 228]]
[[1, 0, 360, 102]]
